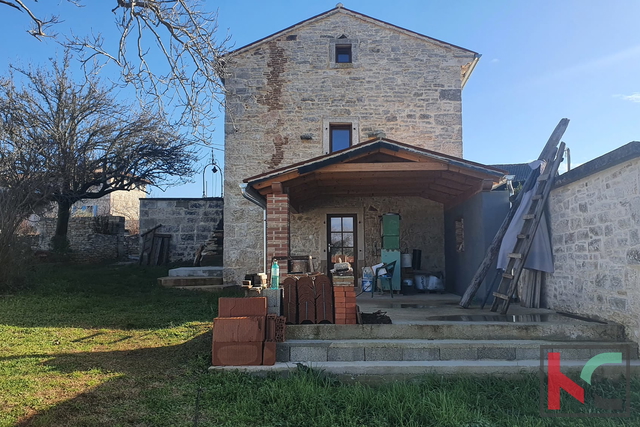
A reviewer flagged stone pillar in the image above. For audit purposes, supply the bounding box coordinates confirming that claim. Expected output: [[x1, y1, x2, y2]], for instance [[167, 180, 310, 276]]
[[266, 184, 289, 274]]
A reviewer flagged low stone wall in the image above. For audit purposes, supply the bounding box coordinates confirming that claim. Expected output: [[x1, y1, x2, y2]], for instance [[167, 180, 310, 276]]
[[34, 216, 127, 263], [139, 198, 223, 262], [546, 142, 640, 343]]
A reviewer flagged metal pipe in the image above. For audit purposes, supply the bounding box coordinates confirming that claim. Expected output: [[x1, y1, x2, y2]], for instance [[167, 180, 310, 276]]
[[240, 183, 267, 272]]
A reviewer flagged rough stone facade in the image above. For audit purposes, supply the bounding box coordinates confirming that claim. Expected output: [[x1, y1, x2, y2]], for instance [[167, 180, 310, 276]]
[[34, 216, 126, 263], [546, 143, 640, 343], [290, 196, 444, 276], [140, 198, 223, 263], [224, 7, 477, 283]]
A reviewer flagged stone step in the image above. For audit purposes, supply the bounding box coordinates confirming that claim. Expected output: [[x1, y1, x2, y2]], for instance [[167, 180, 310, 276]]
[[277, 339, 639, 363], [158, 276, 223, 287], [168, 266, 223, 277], [173, 285, 239, 293], [287, 322, 624, 342], [210, 360, 640, 382]]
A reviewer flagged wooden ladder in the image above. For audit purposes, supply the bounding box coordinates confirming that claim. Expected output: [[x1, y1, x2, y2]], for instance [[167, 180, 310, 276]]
[[490, 141, 566, 314]]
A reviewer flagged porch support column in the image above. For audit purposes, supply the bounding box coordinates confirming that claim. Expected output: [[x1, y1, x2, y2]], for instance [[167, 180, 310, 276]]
[[266, 182, 289, 275]]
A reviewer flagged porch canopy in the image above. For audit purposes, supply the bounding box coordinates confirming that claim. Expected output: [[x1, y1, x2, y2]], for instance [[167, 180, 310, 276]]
[[244, 138, 506, 210], [243, 138, 506, 269]]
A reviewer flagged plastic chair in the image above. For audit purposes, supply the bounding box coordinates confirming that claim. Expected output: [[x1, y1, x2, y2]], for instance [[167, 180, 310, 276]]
[[374, 260, 397, 298]]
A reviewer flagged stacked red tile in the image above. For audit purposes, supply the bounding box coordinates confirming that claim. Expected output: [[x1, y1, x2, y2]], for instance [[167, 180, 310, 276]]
[[212, 297, 285, 366]]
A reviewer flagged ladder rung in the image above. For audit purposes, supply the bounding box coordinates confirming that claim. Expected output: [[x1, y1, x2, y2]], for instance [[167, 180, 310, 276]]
[[493, 292, 510, 300], [517, 234, 529, 239], [502, 273, 514, 280], [532, 194, 543, 200], [508, 253, 522, 259], [523, 214, 535, 220], [537, 173, 550, 182]]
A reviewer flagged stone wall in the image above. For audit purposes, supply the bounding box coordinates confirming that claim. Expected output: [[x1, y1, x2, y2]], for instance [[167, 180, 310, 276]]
[[223, 8, 476, 284], [546, 142, 640, 343], [140, 198, 223, 263], [34, 216, 126, 263], [290, 196, 444, 277]]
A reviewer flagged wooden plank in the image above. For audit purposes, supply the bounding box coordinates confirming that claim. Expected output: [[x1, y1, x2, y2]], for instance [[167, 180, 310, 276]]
[[318, 162, 449, 173], [459, 118, 569, 308]]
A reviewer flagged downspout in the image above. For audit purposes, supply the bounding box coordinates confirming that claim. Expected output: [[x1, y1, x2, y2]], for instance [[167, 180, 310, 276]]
[[240, 183, 267, 272]]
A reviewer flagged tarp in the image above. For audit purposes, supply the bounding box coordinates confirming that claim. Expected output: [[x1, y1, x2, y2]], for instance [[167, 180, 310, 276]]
[[497, 161, 554, 273]]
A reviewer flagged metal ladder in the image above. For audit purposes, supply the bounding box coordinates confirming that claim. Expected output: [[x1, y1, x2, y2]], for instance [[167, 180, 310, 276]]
[[490, 141, 566, 314]]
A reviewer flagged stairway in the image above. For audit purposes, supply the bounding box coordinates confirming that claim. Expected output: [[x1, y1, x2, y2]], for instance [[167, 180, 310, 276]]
[[211, 320, 640, 381], [158, 266, 235, 292]]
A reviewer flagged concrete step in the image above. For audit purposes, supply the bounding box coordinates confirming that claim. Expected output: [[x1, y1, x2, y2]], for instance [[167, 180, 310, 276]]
[[158, 276, 223, 287], [277, 339, 639, 363], [173, 285, 239, 292], [287, 322, 625, 342], [210, 360, 640, 382], [168, 266, 223, 277]]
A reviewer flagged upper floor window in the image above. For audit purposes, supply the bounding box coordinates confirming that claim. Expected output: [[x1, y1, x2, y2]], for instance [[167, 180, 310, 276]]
[[330, 38, 357, 68], [323, 118, 359, 154], [335, 45, 352, 63], [330, 124, 352, 152]]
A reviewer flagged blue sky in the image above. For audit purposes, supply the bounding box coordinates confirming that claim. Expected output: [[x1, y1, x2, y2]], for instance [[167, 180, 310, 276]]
[[2, 0, 639, 198]]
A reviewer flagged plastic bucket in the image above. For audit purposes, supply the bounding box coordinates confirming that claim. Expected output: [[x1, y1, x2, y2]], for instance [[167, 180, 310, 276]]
[[401, 253, 412, 268]]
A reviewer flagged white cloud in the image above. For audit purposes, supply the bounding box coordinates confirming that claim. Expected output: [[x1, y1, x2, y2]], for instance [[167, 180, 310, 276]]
[[490, 58, 499, 63], [618, 93, 640, 103]]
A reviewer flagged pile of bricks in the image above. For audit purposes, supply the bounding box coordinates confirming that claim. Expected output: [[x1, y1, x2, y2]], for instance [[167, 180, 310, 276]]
[[212, 297, 285, 366], [332, 275, 357, 324]]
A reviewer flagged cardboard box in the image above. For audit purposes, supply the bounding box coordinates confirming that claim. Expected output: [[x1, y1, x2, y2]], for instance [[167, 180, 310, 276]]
[[218, 297, 267, 317], [212, 341, 263, 366], [213, 317, 265, 342]]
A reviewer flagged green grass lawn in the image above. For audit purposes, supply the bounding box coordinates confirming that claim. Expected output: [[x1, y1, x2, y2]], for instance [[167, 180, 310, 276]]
[[0, 263, 638, 426]]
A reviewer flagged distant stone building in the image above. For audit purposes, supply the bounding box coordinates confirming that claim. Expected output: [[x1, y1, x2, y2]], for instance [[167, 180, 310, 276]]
[[45, 185, 147, 234], [222, 5, 505, 285]]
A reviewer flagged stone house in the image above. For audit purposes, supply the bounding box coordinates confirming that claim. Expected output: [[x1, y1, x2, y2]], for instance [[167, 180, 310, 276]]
[[72, 185, 147, 234], [34, 185, 147, 235], [223, 5, 507, 285]]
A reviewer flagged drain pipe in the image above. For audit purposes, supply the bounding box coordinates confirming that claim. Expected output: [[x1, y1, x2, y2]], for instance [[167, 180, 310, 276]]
[[240, 183, 267, 272]]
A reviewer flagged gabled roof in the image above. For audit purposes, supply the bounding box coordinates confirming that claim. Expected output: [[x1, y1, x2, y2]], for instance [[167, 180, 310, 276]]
[[227, 5, 479, 58], [245, 138, 506, 210]]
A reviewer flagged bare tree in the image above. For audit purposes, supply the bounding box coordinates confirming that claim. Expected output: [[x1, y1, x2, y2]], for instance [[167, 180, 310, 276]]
[[0, 53, 197, 250], [0, 121, 51, 286], [3, 1, 228, 145]]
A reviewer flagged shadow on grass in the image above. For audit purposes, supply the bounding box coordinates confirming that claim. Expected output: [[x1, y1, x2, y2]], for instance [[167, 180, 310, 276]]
[[0, 263, 243, 329], [13, 332, 212, 427]]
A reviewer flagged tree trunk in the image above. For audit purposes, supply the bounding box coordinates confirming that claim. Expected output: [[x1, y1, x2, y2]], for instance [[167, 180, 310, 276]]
[[52, 199, 73, 252]]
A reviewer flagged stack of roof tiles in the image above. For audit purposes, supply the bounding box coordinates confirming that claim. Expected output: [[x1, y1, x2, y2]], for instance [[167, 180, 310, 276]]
[[212, 297, 285, 366]]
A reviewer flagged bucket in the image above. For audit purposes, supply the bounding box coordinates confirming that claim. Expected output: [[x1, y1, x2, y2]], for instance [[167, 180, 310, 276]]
[[401, 253, 412, 268]]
